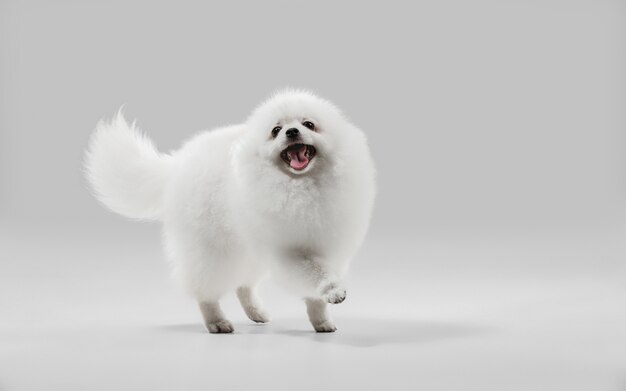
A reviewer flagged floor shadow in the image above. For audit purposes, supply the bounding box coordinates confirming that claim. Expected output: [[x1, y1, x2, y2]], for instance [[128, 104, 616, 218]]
[[157, 318, 494, 347], [157, 323, 207, 334], [157, 322, 272, 335], [275, 318, 493, 347]]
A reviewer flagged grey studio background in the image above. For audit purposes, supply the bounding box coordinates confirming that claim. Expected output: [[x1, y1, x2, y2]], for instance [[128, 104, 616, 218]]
[[1, 1, 625, 390]]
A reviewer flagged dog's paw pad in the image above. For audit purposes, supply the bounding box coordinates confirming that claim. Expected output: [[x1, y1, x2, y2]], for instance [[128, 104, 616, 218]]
[[313, 321, 337, 333], [246, 307, 270, 323], [205, 320, 234, 334], [324, 287, 346, 304]]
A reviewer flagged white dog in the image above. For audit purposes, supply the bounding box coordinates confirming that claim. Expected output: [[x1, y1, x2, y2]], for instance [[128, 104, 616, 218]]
[[85, 90, 376, 333]]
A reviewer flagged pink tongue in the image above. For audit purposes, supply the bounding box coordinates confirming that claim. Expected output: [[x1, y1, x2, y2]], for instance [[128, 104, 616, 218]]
[[287, 146, 309, 170]]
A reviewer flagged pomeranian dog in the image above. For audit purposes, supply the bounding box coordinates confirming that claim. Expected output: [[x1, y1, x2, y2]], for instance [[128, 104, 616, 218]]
[[85, 90, 376, 333]]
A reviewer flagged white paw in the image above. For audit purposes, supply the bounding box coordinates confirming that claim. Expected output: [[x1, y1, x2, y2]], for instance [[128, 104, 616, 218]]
[[245, 307, 270, 323], [313, 321, 337, 333], [320, 283, 346, 304], [204, 319, 234, 334]]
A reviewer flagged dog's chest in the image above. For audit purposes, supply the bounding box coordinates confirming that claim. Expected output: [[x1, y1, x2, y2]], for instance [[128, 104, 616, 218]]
[[250, 177, 341, 240]]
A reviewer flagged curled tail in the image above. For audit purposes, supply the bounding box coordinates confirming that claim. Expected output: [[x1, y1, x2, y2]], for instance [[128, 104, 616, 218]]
[[84, 111, 173, 221]]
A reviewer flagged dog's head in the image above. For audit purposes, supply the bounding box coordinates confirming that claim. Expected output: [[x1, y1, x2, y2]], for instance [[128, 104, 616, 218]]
[[242, 90, 353, 176]]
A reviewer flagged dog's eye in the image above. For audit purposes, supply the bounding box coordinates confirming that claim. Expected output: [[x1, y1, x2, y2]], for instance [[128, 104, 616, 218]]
[[271, 126, 282, 138], [302, 121, 315, 130]]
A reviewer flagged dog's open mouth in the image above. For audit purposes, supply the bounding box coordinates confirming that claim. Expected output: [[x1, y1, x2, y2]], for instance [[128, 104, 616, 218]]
[[280, 144, 316, 171]]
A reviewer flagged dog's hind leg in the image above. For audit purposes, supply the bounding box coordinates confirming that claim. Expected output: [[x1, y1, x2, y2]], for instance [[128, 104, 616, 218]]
[[198, 300, 234, 333], [236, 285, 270, 323]]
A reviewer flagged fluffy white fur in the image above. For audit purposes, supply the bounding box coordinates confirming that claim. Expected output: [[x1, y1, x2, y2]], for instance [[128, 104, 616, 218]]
[[85, 90, 376, 333]]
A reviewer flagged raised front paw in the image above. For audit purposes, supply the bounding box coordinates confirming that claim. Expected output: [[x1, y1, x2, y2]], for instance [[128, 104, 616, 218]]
[[319, 282, 347, 304]]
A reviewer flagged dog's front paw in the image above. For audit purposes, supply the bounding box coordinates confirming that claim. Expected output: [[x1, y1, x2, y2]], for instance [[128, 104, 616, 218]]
[[204, 319, 234, 334], [313, 320, 337, 333], [319, 282, 347, 304], [325, 287, 346, 304]]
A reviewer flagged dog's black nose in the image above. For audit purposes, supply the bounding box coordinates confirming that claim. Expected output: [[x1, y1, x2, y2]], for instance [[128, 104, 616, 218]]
[[285, 128, 300, 139]]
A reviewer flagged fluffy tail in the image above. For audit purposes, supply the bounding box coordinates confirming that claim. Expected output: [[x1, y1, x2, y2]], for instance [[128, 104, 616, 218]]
[[84, 111, 173, 221]]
